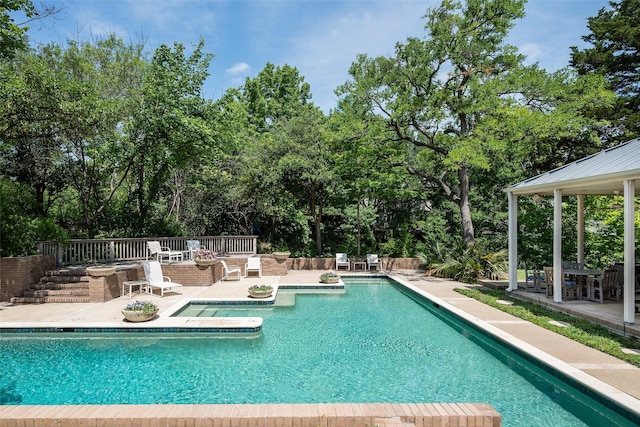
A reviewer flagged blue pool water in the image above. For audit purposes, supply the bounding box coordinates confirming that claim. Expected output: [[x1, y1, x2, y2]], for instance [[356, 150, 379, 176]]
[[0, 278, 635, 426]]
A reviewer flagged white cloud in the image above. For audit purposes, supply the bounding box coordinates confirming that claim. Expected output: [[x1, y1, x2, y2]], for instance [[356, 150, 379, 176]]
[[226, 62, 250, 74], [283, 2, 431, 112], [519, 42, 544, 64], [64, 5, 128, 42]]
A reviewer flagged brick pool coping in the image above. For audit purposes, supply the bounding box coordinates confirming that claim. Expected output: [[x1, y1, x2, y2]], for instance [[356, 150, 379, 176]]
[[0, 402, 501, 427]]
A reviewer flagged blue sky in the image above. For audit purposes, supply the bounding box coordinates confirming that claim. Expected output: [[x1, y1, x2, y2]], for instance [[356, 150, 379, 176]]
[[21, 0, 609, 112]]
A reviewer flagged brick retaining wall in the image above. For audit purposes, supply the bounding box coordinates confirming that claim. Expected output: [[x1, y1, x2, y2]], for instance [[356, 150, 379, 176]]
[[288, 257, 420, 271], [0, 256, 422, 302], [0, 255, 55, 302]]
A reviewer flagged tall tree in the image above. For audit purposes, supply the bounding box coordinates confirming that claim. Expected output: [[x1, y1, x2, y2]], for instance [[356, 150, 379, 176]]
[[339, 0, 613, 248], [1, 36, 150, 239], [128, 40, 214, 235], [328, 96, 421, 257], [0, 46, 67, 217], [271, 105, 332, 255], [570, 0, 640, 140], [55, 36, 146, 238], [339, 0, 529, 246], [232, 63, 321, 252]]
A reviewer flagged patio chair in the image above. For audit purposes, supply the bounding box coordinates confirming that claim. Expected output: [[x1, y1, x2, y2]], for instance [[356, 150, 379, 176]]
[[147, 241, 183, 264], [336, 253, 350, 270], [142, 261, 183, 297], [366, 254, 382, 271], [543, 266, 578, 300], [186, 240, 203, 260], [587, 268, 620, 304], [524, 266, 544, 293], [245, 257, 262, 278], [221, 260, 241, 281]]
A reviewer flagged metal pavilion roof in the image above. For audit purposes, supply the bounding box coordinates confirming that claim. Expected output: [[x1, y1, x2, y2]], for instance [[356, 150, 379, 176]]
[[506, 138, 640, 196]]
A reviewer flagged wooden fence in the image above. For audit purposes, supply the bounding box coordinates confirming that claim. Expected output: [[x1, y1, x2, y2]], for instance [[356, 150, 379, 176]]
[[37, 236, 257, 266]]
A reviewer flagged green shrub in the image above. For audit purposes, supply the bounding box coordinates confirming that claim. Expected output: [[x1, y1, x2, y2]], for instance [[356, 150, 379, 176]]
[[418, 240, 507, 283]]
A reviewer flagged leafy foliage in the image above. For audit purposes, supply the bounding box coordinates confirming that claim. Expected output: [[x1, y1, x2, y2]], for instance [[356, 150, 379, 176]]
[[571, 0, 640, 139], [1, 1, 61, 59], [0, 177, 68, 257], [419, 239, 508, 283]]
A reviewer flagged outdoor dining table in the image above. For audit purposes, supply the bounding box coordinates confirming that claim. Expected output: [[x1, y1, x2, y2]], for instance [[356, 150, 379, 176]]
[[563, 268, 602, 300]]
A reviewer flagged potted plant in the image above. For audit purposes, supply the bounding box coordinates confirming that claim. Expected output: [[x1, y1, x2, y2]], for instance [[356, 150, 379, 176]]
[[320, 271, 340, 284], [248, 284, 273, 298], [194, 249, 218, 267], [121, 300, 159, 322]]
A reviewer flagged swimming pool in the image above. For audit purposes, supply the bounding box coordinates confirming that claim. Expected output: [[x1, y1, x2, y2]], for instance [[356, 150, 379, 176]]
[[0, 277, 636, 426]]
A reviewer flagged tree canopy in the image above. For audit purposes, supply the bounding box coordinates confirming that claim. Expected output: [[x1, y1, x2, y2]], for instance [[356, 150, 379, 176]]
[[0, 0, 631, 270], [571, 0, 640, 140]]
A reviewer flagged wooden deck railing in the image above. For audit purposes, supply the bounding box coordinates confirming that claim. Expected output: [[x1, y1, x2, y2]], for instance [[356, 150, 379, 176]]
[[37, 236, 257, 266]]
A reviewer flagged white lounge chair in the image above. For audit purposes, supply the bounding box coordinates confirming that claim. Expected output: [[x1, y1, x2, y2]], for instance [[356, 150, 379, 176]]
[[366, 254, 382, 271], [186, 240, 203, 260], [147, 241, 183, 264], [245, 257, 262, 277], [221, 260, 241, 281], [336, 253, 350, 270], [142, 261, 183, 297]]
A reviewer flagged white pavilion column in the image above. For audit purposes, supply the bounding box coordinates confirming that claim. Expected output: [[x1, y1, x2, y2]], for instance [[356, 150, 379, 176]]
[[577, 195, 585, 265], [507, 192, 518, 292], [623, 180, 636, 325], [553, 189, 563, 303]]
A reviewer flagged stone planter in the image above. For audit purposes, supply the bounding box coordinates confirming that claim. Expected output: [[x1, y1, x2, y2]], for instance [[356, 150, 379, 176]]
[[273, 252, 291, 261], [320, 277, 340, 284], [248, 286, 273, 298], [248, 290, 273, 298], [121, 309, 158, 322], [86, 266, 117, 277], [194, 259, 218, 268]]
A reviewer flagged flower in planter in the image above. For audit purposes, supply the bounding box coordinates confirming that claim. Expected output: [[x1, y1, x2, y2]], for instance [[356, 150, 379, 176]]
[[194, 249, 217, 260], [248, 284, 273, 293], [123, 300, 158, 313], [320, 271, 339, 281]]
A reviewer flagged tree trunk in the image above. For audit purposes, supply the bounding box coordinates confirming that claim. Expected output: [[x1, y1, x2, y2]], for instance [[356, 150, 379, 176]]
[[310, 188, 323, 256], [357, 193, 361, 257], [458, 165, 475, 246], [315, 215, 322, 256]]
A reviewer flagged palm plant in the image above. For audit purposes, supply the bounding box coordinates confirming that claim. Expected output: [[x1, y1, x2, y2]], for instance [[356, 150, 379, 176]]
[[418, 240, 507, 283]]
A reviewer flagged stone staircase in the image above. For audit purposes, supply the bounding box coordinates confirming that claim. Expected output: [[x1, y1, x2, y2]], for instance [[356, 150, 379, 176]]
[[10, 268, 90, 304]]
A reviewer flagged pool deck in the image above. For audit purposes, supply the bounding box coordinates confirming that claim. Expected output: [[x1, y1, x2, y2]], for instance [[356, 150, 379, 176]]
[[2, 269, 640, 426]]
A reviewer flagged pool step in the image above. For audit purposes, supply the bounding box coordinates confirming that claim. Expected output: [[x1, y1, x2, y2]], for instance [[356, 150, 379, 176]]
[[31, 288, 90, 297], [10, 268, 91, 305], [38, 270, 88, 287], [9, 296, 91, 304]]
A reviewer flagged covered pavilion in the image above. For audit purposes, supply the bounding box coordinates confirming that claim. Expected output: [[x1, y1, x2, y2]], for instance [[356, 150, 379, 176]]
[[505, 138, 640, 324]]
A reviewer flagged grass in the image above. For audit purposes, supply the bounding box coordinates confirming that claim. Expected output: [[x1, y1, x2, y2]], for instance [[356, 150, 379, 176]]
[[455, 287, 640, 367]]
